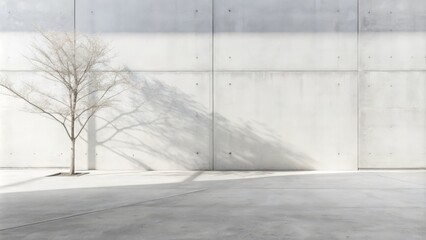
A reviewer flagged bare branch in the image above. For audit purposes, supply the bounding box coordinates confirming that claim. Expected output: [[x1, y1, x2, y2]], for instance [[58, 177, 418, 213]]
[[1, 30, 129, 174], [0, 82, 72, 139], [75, 106, 99, 139]]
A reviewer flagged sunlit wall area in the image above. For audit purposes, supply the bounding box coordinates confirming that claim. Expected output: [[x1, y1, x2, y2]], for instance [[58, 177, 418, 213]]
[[358, 0, 426, 169], [0, 0, 87, 168], [0, 0, 424, 170]]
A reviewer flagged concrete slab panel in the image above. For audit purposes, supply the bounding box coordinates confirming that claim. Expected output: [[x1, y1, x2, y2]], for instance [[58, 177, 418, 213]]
[[360, 0, 426, 32], [0, 72, 87, 169], [214, 0, 358, 70], [359, 0, 426, 70], [359, 32, 426, 70], [0, 0, 74, 71], [76, 0, 212, 71], [92, 72, 212, 170], [76, 0, 212, 33], [359, 71, 426, 168], [0, 0, 74, 32], [76, 33, 212, 71], [215, 0, 358, 33], [214, 72, 358, 170]]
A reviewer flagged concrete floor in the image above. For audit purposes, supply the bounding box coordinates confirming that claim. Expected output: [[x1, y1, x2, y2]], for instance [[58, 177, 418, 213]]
[[0, 170, 425, 240]]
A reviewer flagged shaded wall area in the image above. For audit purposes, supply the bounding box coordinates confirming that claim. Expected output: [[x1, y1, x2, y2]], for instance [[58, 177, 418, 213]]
[[0, 0, 424, 170]]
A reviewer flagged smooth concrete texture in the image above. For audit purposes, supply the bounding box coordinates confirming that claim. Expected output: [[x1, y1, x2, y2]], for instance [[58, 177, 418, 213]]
[[359, 31, 426, 70], [359, 72, 426, 168], [359, 0, 426, 70], [214, 0, 357, 71], [0, 72, 87, 168], [0, 0, 425, 170], [214, 0, 358, 33], [358, 0, 426, 169], [91, 72, 212, 170], [359, 0, 426, 32], [0, 170, 425, 239], [0, 0, 213, 169], [0, 0, 74, 70], [214, 72, 358, 170], [76, 0, 213, 33], [74, 33, 212, 71], [76, 0, 213, 71], [0, 0, 74, 31]]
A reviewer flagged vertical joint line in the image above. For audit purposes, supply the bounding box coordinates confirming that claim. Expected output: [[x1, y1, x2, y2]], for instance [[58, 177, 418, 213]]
[[73, 0, 77, 60], [211, 0, 215, 171], [356, 0, 360, 171], [74, 0, 76, 34]]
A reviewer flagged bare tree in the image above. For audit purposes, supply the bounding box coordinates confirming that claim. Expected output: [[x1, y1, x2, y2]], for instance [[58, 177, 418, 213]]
[[0, 31, 129, 175]]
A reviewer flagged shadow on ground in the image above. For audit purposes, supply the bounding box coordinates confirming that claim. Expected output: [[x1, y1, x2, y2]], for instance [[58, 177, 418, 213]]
[[0, 171, 425, 240]]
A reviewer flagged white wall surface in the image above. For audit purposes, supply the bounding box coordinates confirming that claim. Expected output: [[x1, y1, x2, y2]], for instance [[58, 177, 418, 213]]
[[214, 0, 358, 71], [0, 72, 87, 168], [358, 0, 426, 168], [214, 72, 358, 170], [0, 0, 424, 170], [76, 0, 213, 71], [92, 72, 212, 170]]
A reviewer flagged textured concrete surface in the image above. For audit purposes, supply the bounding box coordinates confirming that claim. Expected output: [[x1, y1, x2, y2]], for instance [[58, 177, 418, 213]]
[[0, 72, 87, 168], [76, 0, 213, 71], [214, 72, 357, 170], [0, 0, 425, 170], [0, 170, 425, 239], [214, 0, 358, 71], [358, 0, 426, 168], [92, 72, 213, 170], [0, 0, 74, 70], [359, 0, 426, 70], [359, 72, 426, 168]]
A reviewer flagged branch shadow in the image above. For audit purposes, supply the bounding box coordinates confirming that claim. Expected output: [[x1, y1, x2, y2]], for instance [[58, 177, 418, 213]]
[[85, 73, 317, 170]]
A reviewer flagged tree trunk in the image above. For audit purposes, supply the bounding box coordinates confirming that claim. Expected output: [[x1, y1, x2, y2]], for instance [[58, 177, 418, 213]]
[[70, 138, 76, 175]]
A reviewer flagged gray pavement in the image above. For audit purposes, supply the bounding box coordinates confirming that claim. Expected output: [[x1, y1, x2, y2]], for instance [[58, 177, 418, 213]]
[[0, 170, 425, 239]]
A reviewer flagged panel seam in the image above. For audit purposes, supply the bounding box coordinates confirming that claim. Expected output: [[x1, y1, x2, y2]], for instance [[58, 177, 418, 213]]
[[357, 0, 360, 171], [211, 0, 215, 171]]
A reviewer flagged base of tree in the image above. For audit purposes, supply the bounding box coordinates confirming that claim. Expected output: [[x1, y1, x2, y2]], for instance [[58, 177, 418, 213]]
[[47, 172, 89, 177]]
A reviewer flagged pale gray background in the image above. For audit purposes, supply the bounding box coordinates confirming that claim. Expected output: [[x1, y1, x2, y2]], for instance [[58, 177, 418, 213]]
[[0, 0, 425, 170]]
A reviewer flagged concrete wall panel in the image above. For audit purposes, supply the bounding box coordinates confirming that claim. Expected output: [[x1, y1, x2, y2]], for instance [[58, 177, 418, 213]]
[[0, 72, 87, 168], [92, 72, 212, 170], [359, 72, 426, 168], [214, 72, 358, 170], [214, 0, 358, 71], [360, 0, 426, 32], [359, 0, 426, 70], [1, 0, 424, 170], [0, 0, 74, 71], [0, 0, 74, 32], [76, 0, 212, 71], [0, 71, 213, 170], [75, 33, 212, 71]]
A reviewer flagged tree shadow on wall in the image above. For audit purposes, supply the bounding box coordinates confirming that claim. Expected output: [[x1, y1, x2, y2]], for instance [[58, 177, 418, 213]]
[[85, 73, 317, 170]]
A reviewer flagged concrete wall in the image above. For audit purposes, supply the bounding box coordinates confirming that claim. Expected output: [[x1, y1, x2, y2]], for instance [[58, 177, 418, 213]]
[[358, 0, 426, 169], [0, 0, 424, 170], [214, 72, 357, 170], [0, 0, 85, 168]]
